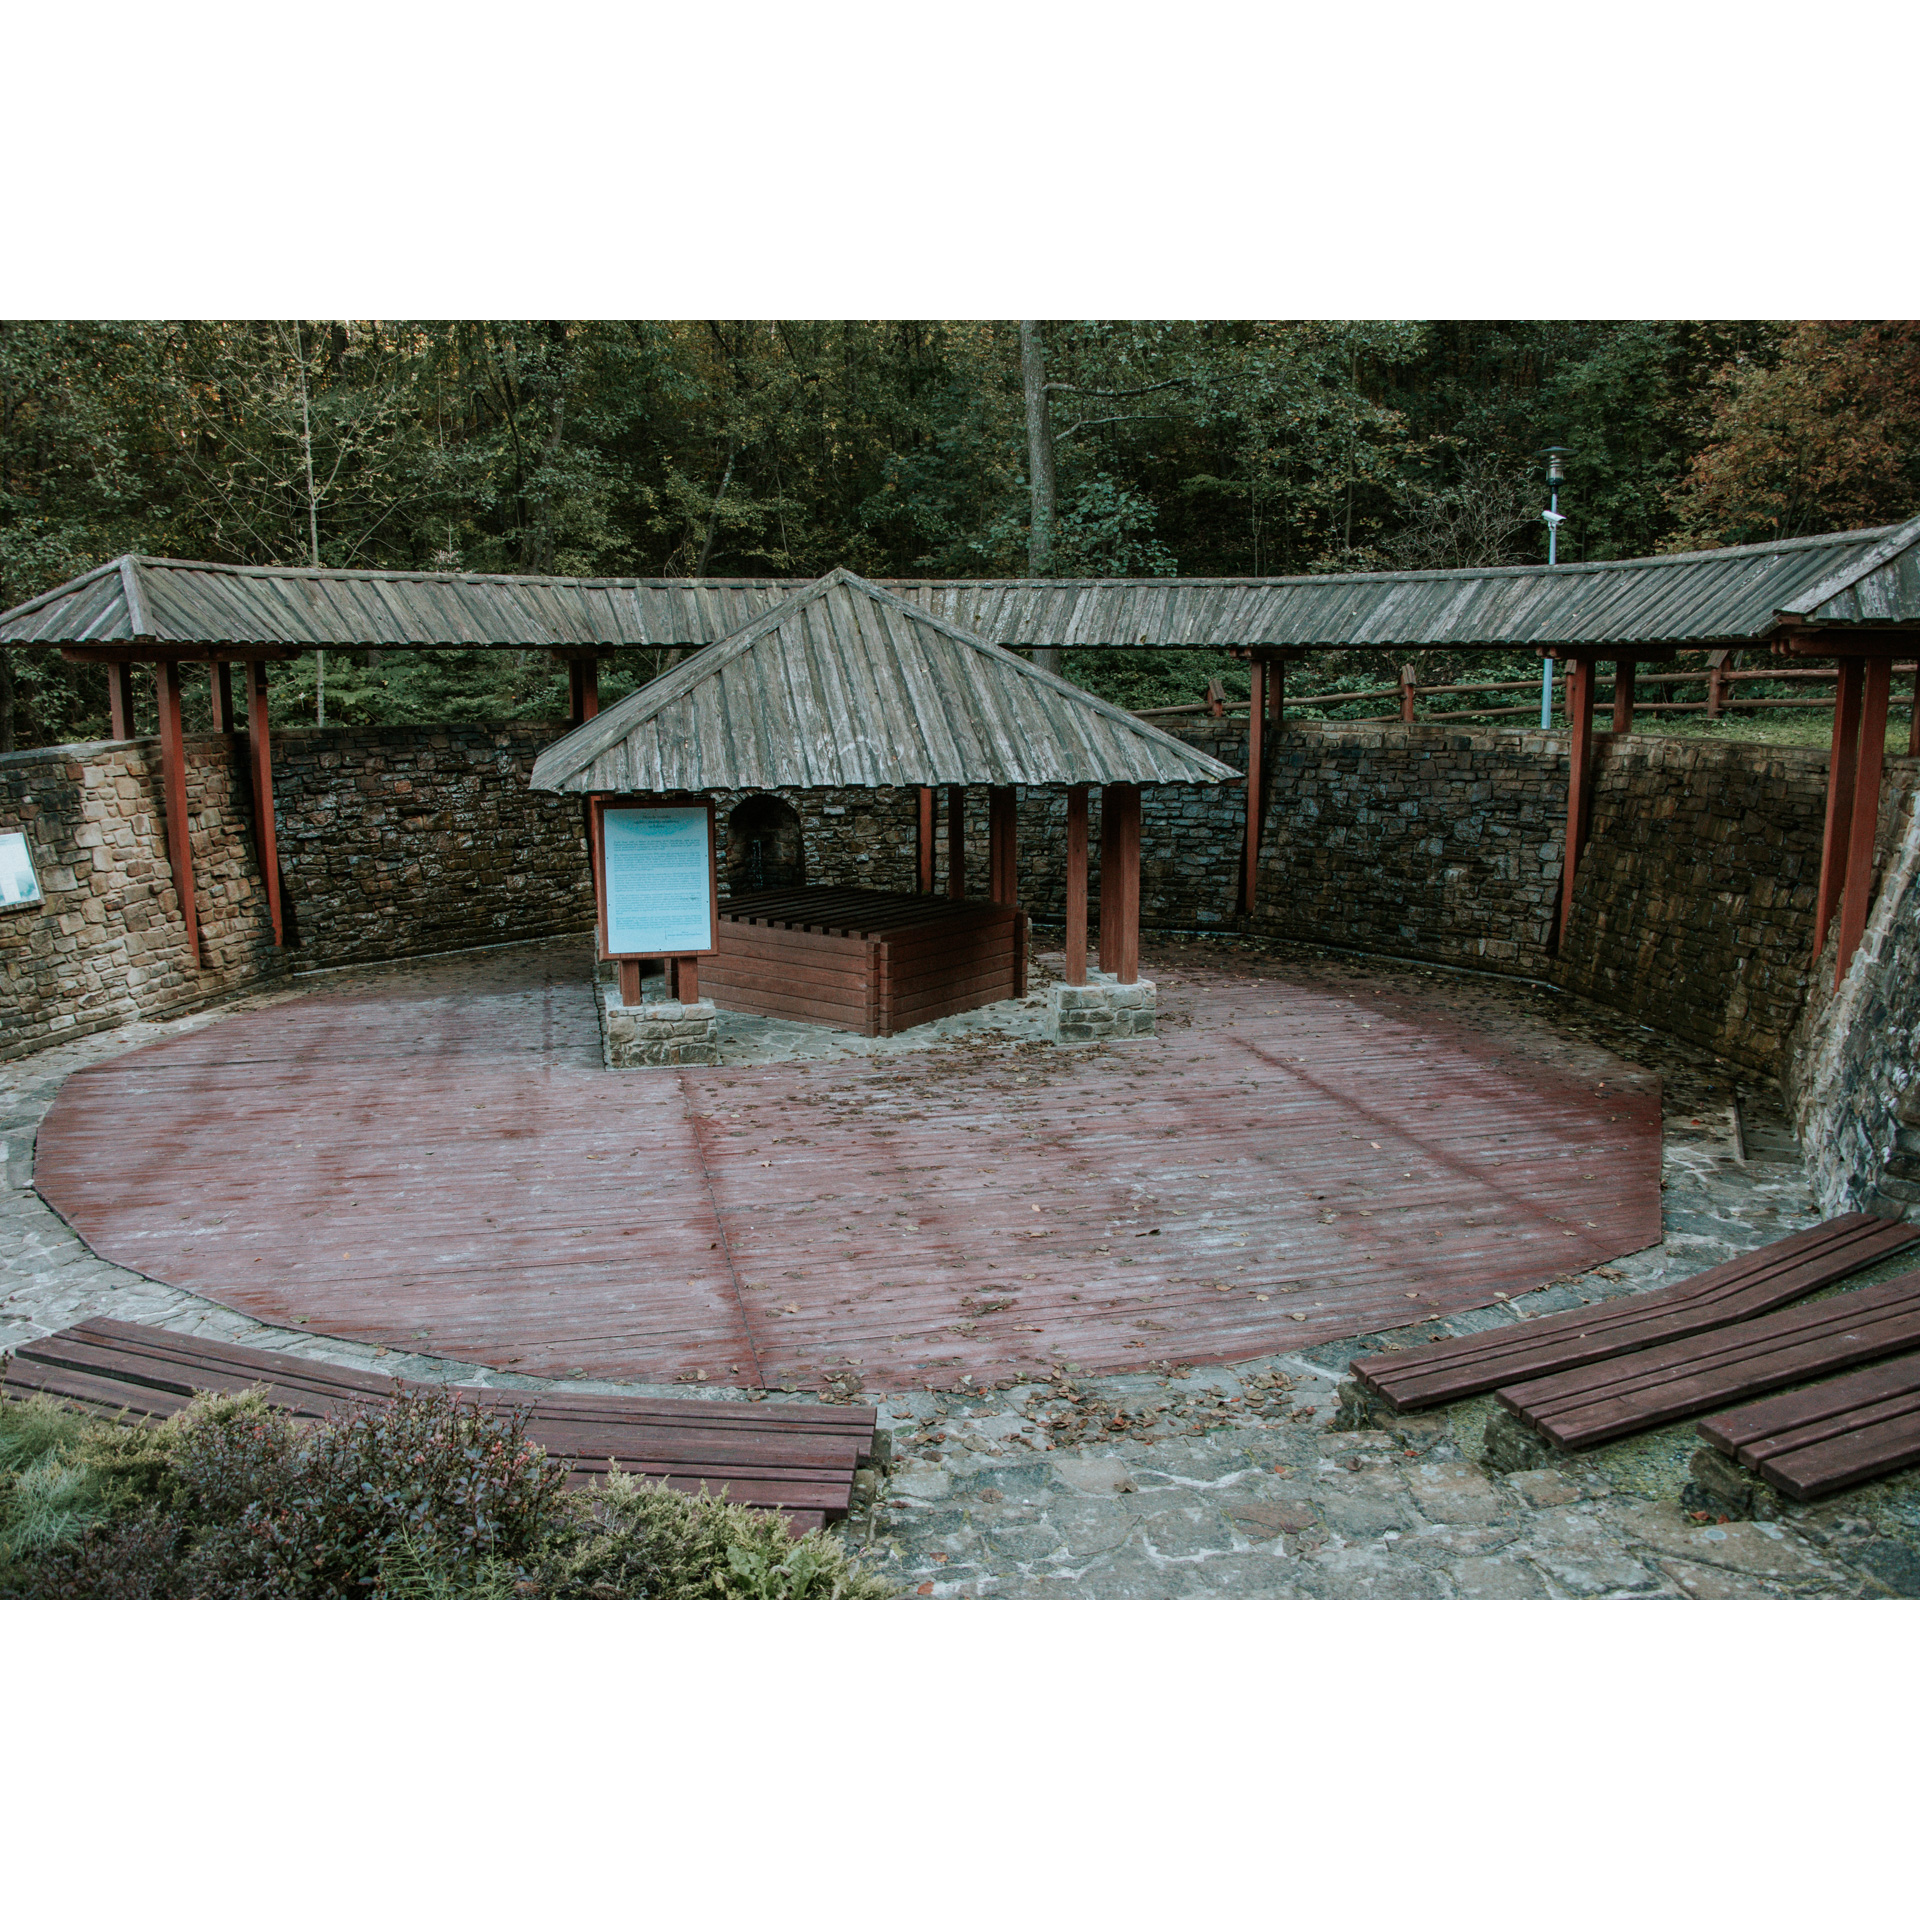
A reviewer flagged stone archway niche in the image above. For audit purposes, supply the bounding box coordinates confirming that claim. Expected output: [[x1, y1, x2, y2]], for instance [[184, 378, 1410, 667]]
[[726, 795, 805, 894]]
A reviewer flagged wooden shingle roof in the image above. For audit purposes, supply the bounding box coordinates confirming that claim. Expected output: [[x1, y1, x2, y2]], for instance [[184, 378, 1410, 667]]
[[528, 570, 1240, 794], [8, 517, 1920, 660]]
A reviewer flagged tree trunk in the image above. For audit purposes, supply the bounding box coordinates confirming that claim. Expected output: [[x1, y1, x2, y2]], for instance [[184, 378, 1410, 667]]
[[1020, 321, 1061, 673]]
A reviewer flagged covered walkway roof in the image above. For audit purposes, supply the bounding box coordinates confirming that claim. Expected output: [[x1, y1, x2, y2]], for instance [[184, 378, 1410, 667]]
[[529, 570, 1238, 793], [7, 515, 1920, 659]]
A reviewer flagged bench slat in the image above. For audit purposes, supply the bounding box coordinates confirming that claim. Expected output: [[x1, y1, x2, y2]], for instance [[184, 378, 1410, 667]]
[[1352, 1215, 1916, 1410], [1497, 1271, 1920, 1450], [1694, 1352, 1920, 1499]]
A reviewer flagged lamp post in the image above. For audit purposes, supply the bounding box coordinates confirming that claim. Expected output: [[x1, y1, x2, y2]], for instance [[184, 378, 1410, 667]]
[[1539, 446, 1568, 729]]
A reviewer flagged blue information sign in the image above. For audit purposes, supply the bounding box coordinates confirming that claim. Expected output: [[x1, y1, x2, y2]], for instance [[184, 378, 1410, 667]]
[[602, 806, 714, 954]]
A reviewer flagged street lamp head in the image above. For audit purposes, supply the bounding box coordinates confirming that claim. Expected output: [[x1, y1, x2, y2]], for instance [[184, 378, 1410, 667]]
[[1544, 446, 1568, 488]]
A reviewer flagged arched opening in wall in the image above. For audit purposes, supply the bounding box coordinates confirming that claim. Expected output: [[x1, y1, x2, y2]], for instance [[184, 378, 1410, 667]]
[[727, 796, 805, 895]]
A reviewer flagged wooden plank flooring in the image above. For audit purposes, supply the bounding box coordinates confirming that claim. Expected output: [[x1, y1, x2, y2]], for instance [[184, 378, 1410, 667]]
[[32, 941, 1664, 1392]]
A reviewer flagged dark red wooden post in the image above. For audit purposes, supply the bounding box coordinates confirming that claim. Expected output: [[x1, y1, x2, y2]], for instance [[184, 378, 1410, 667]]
[[619, 958, 642, 1004], [1814, 657, 1865, 959], [1241, 660, 1265, 912], [1836, 654, 1893, 985], [106, 661, 134, 740], [946, 784, 966, 898], [208, 662, 234, 733], [153, 660, 203, 968], [1557, 657, 1596, 945], [580, 655, 599, 722], [1064, 785, 1089, 985], [988, 785, 1017, 906], [1611, 657, 1636, 735], [1107, 783, 1142, 985], [1908, 663, 1919, 759], [1399, 662, 1417, 724], [917, 787, 935, 892], [672, 956, 700, 1003], [244, 660, 284, 947]]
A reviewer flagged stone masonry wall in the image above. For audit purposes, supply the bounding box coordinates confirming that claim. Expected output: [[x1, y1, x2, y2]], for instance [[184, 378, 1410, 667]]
[[1785, 773, 1920, 1220], [1, 736, 284, 1061]]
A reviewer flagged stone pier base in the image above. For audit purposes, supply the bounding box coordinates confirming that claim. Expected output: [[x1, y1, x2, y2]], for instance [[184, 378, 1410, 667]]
[[1045, 970, 1156, 1044], [596, 984, 719, 1068]]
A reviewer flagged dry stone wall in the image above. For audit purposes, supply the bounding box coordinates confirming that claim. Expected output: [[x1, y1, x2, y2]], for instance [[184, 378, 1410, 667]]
[[1, 736, 284, 1060]]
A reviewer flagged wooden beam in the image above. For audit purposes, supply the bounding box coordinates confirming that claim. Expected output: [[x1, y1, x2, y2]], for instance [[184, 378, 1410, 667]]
[[244, 661, 284, 948], [1063, 785, 1089, 986], [1105, 783, 1142, 985], [619, 958, 642, 1005], [1098, 788, 1120, 974], [106, 661, 134, 740], [1611, 656, 1636, 735], [917, 788, 935, 892], [209, 661, 234, 733], [1814, 658, 1865, 959], [153, 661, 203, 968], [1398, 661, 1417, 724], [1836, 655, 1893, 986], [1269, 658, 1286, 730], [580, 654, 599, 722], [946, 785, 966, 899], [1242, 660, 1265, 912], [1557, 657, 1597, 945], [988, 786, 1017, 906], [671, 956, 700, 1004]]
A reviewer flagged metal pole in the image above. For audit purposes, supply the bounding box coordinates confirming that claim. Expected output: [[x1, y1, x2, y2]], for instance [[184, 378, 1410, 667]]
[[1540, 464, 1564, 729]]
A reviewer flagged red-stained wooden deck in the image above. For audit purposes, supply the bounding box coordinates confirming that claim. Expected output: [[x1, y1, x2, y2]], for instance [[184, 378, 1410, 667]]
[[33, 942, 1664, 1392]]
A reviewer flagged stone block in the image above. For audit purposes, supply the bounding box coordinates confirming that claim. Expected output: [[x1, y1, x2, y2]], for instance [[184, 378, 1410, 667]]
[[598, 985, 720, 1068], [1045, 971, 1156, 1044]]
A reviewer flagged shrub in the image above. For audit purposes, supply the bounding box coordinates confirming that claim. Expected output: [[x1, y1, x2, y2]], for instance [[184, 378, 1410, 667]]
[[0, 1388, 894, 1600]]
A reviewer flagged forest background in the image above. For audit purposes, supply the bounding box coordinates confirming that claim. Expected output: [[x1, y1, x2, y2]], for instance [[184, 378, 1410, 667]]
[[3, 316, 1917, 751]]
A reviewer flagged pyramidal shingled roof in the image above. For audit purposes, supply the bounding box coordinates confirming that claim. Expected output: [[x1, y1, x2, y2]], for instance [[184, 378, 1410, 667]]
[[529, 569, 1240, 794]]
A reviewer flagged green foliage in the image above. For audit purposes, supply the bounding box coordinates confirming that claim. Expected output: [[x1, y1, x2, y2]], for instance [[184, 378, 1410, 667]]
[[0, 1387, 893, 1600], [4, 316, 1912, 749]]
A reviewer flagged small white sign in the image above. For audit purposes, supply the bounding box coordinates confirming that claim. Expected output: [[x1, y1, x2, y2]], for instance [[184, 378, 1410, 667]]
[[0, 830, 42, 908]]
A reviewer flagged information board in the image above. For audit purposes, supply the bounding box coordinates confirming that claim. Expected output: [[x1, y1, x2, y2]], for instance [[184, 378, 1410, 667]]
[[600, 804, 716, 956], [0, 831, 42, 909]]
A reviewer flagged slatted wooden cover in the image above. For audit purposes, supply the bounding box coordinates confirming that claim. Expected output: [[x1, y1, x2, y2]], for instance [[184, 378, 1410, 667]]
[[707, 886, 1025, 1036]]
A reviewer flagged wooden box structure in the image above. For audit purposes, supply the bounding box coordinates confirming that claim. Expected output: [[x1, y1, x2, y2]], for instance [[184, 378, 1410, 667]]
[[706, 886, 1027, 1036]]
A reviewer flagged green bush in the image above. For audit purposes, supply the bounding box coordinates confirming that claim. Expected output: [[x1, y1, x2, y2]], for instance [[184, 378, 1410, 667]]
[[0, 1387, 892, 1601]]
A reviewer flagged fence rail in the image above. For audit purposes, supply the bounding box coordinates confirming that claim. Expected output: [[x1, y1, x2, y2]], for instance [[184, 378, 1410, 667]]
[[1135, 660, 1920, 739]]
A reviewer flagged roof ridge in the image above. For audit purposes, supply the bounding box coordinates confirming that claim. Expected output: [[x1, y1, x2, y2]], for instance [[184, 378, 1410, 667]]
[[1777, 511, 1920, 618]]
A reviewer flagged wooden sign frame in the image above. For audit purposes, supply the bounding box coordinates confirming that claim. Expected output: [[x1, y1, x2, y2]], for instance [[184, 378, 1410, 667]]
[[593, 797, 718, 960]]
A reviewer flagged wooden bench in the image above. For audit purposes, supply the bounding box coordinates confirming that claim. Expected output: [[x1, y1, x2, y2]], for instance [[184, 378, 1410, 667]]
[[1494, 1266, 1920, 1452], [1695, 1352, 1920, 1501], [2, 1318, 878, 1535], [1349, 1214, 1918, 1411]]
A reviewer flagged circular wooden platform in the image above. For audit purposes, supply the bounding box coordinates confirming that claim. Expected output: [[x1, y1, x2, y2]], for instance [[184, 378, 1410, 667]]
[[33, 941, 1664, 1392]]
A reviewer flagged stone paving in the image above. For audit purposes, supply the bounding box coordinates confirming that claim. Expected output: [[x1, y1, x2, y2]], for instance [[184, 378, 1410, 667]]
[[7, 930, 1920, 1599]]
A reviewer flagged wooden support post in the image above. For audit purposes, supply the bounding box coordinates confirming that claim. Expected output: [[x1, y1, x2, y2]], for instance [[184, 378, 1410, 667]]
[[106, 661, 134, 740], [1557, 657, 1597, 945], [1910, 664, 1919, 759], [244, 660, 284, 948], [1399, 661, 1417, 724], [580, 655, 599, 722], [671, 956, 700, 1003], [946, 784, 966, 899], [1705, 648, 1731, 719], [1241, 660, 1265, 913], [1204, 678, 1226, 720], [988, 785, 1017, 906], [1269, 658, 1285, 730], [153, 661, 203, 968], [917, 787, 935, 892], [209, 662, 234, 733], [1098, 787, 1120, 974], [1105, 783, 1141, 985], [1814, 657, 1865, 960], [1064, 785, 1089, 986], [619, 958, 642, 1005], [1836, 655, 1893, 986], [1611, 657, 1636, 735]]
